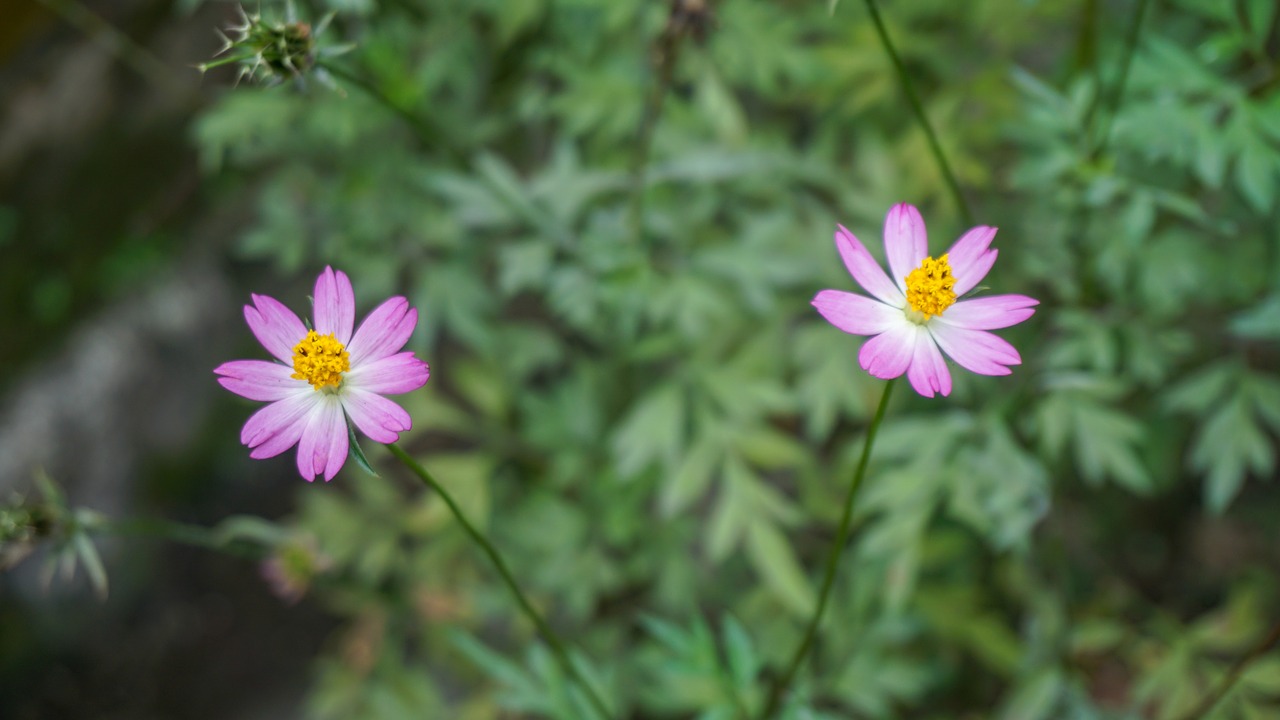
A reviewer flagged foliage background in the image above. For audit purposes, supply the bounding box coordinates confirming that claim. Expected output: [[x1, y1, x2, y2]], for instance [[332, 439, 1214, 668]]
[[2, 0, 1280, 718]]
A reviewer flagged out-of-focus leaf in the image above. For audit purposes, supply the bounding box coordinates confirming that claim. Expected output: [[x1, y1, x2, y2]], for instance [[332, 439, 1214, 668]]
[[1231, 294, 1280, 340], [745, 521, 815, 617], [72, 532, 108, 600], [721, 615, 758, 691], [612, 382, 686, 479], [1193, 395, 1274, 513], [998, 669, 1064, 720]]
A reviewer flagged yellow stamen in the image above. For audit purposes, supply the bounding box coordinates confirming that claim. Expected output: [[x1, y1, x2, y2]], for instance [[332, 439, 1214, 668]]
[[291, 330, 350, 390], [905, 254, 956, 321]]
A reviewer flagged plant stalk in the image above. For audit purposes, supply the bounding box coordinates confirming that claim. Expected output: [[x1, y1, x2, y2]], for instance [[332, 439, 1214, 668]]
[[861, 0, 973, 226], [1176, 618, 1280, 720], [760, 378, 896, 718], [385, 443, 613, 720], [1089, 0, 1151, 158]]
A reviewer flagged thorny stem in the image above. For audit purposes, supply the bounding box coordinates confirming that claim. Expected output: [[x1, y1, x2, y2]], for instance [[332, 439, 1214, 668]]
[[1175, 618, 1280, 720], [861, 0, 973, 226], [385, 443, 614, 720], [760, 379, 897, 719]]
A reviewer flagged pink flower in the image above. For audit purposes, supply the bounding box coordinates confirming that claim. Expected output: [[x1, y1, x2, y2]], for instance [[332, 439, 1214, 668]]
[[215, 267, 431, 481], [813, 203, 1037, 398]]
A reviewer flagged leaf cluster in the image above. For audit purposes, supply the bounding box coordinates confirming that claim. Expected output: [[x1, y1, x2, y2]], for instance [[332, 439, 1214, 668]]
[[194, 0, 1280, 717]]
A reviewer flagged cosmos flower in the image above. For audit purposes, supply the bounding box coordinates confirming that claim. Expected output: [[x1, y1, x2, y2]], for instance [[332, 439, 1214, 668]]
[[813, 203, 1037, 398], [215, 267, 430, 481]]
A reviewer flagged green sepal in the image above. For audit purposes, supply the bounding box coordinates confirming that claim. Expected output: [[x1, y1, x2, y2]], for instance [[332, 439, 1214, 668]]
[[346, 418, 379, 477]]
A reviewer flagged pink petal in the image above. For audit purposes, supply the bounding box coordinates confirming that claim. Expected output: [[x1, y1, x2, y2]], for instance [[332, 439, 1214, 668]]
[[906, 331, 952, 398], [883, 203, 929, 294], [342, 389, 412, 444], [942, 295, 1039, 330], [240, 393, 321, 458], [812, 290, 903, 336], [344, 352, 431, 395], [215, 360, 307, 401], [313, 266, 355, 344], [946, 225, 998, 296], [928, 322, 1021, 376], [835, 225, 904, 306], [348, 297, 417, 366], [249, 417, 308, 460], [245, 294, 308, 364], [296, 397, 347, 482], [858, 322, 916, 379]]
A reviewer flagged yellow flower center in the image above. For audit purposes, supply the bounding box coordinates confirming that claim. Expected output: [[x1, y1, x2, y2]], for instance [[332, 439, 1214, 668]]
[[904, 254, 956, 321], [291, 330, 350, 391]]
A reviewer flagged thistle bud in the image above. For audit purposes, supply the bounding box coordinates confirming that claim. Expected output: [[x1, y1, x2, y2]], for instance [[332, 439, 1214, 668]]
[[198, 3, 351, 90]]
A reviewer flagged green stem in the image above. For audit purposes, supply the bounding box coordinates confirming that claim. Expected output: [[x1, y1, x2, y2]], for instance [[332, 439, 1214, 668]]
[[1175, 618, 1280, 720], [761, 378, 897, 719], [861, 0, 973, 226], [37, 0, 184, 92], [318, 62, 460, 161], [384, 443, 613, 720], [1089, 0, 1151, 158], [628, 5, 690, 242], [102, 517, 267, 559]]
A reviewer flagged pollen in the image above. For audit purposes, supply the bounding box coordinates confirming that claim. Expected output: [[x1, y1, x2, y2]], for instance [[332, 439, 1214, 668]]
[[291, 330, 350, 390], [905, 254, 957, 321]]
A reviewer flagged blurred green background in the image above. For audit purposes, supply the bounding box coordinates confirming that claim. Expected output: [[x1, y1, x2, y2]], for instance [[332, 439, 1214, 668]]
[[2, 0, 1280, 718]]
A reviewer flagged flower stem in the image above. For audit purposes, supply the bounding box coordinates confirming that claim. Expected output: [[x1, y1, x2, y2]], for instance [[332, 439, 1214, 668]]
[[860, 0, 973, 227], [103, 517, 267, 560], [384, 442, 613, 720], [1087, 0, 1150, 158], [1175, 617, 1280, 720], [760, 378, 896, 719]]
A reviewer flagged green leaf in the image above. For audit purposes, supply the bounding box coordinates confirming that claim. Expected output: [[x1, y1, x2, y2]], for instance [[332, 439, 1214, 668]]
[[72, 532, 108, 600], [660, 436, 722, 517], [1037, 390, 1151, 492], [1193, 395, 1275, 513], [694, 60, 749, 146], [1071, 399, 1151, 492], [706, 472, 748, 563], [745, 521, 815, 617], [1165, 361, 1236, 413], [498, 241, 556, 296], [419, 453, 493, 532], [449, 631, 544, 711], [612, 383, 686, 479], [1242, 656, 1280, 694], [732, 426, 808, 471], [213, 515, 291, 546], [1236, 145, 1277, 213], [34, 468, 66, 511], [998, 669, 1063, 720], [1231, 294, 1280, 340], [721, 615, 759, 691], [1068, 619, 1127, 654], [452, 359, 509, 419]]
